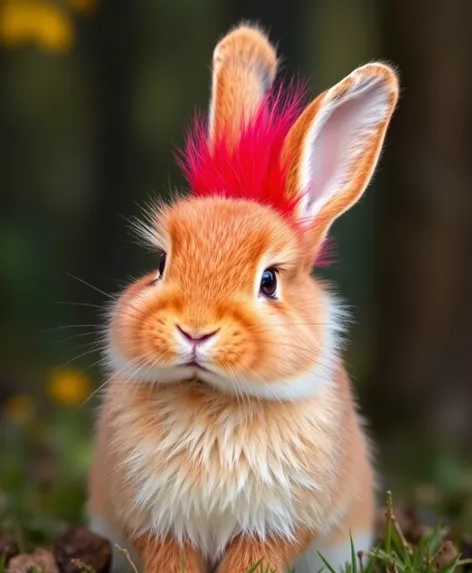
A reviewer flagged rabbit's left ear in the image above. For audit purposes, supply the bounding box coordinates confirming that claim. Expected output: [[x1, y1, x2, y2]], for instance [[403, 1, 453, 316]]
[[283, 63, 399, 259], [208, 24, 278, 147]]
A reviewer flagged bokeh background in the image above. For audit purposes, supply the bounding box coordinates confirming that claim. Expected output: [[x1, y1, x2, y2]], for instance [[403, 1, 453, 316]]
[[1, 0, 471, 541]]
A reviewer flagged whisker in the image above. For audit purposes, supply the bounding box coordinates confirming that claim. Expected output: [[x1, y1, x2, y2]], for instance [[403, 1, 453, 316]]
[[54, 301, 104, 309], [120, 357, 155, 385], [43, 324, 102, 333], [79, 354, 149, 410], [58, 346, 104, 369], [52, 331, 104, 345], [66, 272, 115, 300], [62, 339, 106, 353], [249, 322, 343, 328], [78, 378, 111, 410], [81, 356, 108, 374]]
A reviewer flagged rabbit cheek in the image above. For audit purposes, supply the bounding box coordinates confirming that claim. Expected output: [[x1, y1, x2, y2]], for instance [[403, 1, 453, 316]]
[[211, 302, 291, 380], [210, 303, 268, 375], [130, 311, 181, 366], [212, 327, 255, 373], [109, 285, 181, 367]]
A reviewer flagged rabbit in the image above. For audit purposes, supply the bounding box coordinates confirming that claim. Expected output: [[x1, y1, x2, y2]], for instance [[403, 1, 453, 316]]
[[87, 22, 399, 573]]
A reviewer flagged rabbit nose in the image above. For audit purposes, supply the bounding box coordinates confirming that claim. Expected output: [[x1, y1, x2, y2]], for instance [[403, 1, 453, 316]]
[[176, 325, 219, 344]]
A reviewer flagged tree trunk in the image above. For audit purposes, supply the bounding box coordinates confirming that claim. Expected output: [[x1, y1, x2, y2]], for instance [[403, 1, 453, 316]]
[[367, 0, 472, 453], [80, 0, 138, 297]]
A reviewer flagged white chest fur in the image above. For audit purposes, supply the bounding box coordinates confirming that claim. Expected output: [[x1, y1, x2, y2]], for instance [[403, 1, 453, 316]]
[[110, 385, 344, 559]]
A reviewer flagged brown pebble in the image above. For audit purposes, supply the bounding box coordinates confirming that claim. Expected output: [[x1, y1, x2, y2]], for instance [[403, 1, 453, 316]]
[[0, 534, 19, 563], [432, 540, 458, 568], [52, 525, 111, 573], [7, 548, 58, 573]]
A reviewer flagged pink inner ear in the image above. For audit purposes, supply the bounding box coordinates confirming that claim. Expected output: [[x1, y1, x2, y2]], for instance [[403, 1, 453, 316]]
[[314, 237, 337, 267]]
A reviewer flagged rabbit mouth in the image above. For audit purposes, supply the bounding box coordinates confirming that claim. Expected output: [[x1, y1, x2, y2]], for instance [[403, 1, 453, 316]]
[[182, 360, 210, 373], [180, 361, 214, 385]]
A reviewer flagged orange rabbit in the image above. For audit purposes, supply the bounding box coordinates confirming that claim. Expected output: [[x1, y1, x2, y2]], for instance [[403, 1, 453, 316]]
[[87, 22, 399, 573]]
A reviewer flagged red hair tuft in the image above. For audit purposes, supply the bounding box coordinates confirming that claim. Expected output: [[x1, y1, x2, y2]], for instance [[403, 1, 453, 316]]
[[177, 81, 306, 219], [176, 80, 334, 268]]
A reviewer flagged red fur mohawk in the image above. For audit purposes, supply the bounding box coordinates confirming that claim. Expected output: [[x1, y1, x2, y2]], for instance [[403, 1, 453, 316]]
[[176, 81, 336, 268], [177, 82, 306, 219]]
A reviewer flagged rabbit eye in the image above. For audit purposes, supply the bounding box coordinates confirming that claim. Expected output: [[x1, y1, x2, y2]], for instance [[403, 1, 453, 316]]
[[156, 251, 167, 280], [259, 268, 278, 299]]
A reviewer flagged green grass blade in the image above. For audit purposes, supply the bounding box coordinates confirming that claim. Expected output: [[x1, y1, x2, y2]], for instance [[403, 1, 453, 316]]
[[364, 551, 378, 573], [246, 558, 265, 573], [317, 551, 337, 573], [426, 525, 445, 555], [349, 530, 358, 573]]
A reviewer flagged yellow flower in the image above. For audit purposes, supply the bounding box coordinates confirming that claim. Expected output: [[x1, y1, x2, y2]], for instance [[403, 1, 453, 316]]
[[3, 394, 36, 423], [0, 1, 74, 52], [36, 3, 74, 52], [0, 2, 35, 48], [47, 367, 92, 406]]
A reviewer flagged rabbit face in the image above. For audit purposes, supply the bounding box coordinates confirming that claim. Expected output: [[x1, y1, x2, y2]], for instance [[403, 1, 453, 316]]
[[105, 196, 340, 400], [104, 41, 398, 401]]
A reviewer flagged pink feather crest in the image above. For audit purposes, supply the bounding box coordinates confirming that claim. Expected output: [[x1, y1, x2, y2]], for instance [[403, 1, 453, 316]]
[[176, 80, 335, 268]]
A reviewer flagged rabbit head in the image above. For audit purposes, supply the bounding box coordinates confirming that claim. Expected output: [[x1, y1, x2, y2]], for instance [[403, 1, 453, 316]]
[[105, 23, 399, 400]]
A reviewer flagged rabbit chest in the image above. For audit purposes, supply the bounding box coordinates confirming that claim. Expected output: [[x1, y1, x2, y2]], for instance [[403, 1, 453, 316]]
[[108, 382, 346, 557]]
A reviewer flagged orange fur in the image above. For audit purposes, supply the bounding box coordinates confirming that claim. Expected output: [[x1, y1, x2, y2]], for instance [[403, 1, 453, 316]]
[[133, 534, 206, 573], [217, 528, 314, 573], [89, 364, 374, 572], [283, 63, 399, 260], [87, 21, 399, 573], [108, 198, 328, 388], [210, 24, 278, 146]]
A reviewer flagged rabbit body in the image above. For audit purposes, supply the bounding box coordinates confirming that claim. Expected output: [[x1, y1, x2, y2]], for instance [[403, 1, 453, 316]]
[[89, 360, 374, 573], [87, 22, 398, 573]]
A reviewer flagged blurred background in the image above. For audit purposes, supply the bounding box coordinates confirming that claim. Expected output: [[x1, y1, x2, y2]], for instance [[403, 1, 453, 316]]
[[1, 0, 471, 542]]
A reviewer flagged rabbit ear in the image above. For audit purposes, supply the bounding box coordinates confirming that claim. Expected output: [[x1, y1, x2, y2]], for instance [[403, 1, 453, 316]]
[[208, 23, 278, 147], [283, 63, 399, 257]]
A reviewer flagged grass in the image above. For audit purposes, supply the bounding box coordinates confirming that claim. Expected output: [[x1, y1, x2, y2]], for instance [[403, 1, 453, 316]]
[[236, 490, 472, 573], [0, 381, 471, 572], [3, 489, 470, 573], [348, 491, 471, 573]]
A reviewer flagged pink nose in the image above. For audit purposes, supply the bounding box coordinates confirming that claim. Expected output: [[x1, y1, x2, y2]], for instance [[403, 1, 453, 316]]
[[176, 325, 219, 343]]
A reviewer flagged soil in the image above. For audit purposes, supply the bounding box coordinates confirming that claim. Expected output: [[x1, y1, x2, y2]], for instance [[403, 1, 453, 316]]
[[0, 505, 471, 573]]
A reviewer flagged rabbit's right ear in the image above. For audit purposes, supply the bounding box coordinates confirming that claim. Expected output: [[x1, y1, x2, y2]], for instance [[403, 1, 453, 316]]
[[282, 63, 399, 264], [208, 24, 278, 147]]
